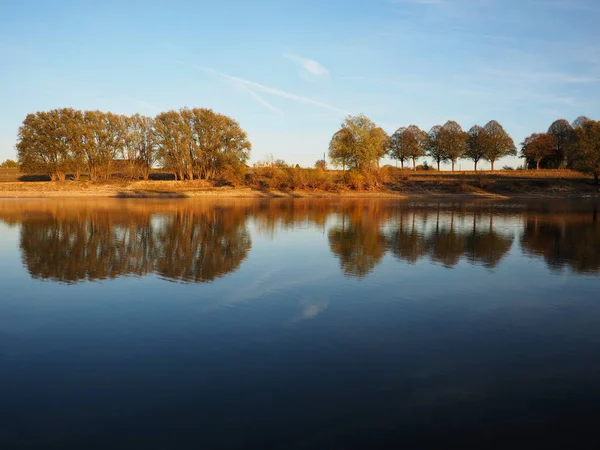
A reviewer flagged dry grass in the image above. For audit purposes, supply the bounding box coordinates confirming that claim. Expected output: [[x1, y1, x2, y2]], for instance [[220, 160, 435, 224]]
[[0, 168, 598, 199]]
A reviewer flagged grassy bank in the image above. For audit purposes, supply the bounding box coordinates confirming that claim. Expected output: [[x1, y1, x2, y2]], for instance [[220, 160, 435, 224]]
[[0, 167, 598, 199]]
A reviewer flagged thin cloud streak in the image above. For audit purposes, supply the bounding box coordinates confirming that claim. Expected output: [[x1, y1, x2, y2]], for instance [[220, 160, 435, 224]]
[[283, 52, 329, 77], [198, 66, 349, 115], [231, 81, 283, 114]]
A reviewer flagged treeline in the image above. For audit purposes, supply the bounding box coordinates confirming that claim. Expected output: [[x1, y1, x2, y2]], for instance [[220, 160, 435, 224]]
[[521, 117, 600, 182], [16, 108, 251, 182], [329, 114, 600, 181], [0, 159, 18, 168], [13, 108, 600, 186]]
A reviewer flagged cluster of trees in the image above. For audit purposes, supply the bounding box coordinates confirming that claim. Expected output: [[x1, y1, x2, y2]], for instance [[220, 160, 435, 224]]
[[0, 159, 18, 168], [520, 117, 600, 182], [16, 108, 251, 182], [329, 115, 516, 172]]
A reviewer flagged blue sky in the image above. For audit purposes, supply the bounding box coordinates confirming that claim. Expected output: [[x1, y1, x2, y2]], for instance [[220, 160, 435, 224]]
[[1, 0, 599, 169]]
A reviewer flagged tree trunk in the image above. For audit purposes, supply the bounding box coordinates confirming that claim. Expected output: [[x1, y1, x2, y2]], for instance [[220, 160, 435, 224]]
[[413, 158, 416, 170], [437, 161, 440, 171], [491, 161, 495, 171], [536, 159, 540, 170], [400, 160, 404, 169], [474, 161, 478, 172], [452, 160, 455, 172]]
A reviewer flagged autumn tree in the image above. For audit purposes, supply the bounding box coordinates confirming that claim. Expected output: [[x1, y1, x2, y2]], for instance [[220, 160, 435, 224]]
[[482, 120, 516, 171], [122, 114, 156, 180], [548, 119, 575, 168], [573, 116, 591, 129], [329, 115, 389, 172], [438, 120, 467, 171], [465, 125, 486, 171], [426, 125, 446, 171], [17, 108, 83, 181], [314, 159, 327, 170], [81, 111, 126, 182], [520, 133, 556, 170], [572, 119, 600, 184], [0, 159, 18, 168], [389, 125, 427, 169], [154, 110, 190, 180]]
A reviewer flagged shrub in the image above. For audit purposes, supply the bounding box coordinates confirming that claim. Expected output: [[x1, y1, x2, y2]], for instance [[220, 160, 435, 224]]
[[344, 170, 365, 190]]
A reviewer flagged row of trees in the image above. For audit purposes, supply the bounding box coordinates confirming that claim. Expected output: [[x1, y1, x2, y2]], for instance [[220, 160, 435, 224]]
[[329, 115, 516, 172], [328, 114, 599, 178], [520, 117, 600, 182], [16, 108, 251, 182]]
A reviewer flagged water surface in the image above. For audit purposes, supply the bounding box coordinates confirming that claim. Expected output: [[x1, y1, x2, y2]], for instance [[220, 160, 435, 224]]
[[1, 198, 599, 449]]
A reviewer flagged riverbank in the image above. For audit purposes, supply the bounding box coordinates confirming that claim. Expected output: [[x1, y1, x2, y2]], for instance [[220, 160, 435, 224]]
[[1, 169, 599, 199], [0, 175, 598, 199]]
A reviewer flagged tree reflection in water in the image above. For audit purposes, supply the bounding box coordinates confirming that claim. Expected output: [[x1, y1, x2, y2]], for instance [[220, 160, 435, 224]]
[[0, 199, 598, 283], [15, 202, 251, 284], [521, 208, 600, 274]]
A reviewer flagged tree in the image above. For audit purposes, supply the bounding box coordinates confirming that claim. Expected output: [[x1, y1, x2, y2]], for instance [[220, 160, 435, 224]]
[[154, 110, 190, 180], [438, 120, 467, 171], [465, 125, 486, 171], [0, 159, 18, 168], [388, 127, 408, 168], [329, 114, 389, 172], [572, 120, 600, 184], [16, 109, 82, 181], [426, 125, 446, 171], [482, 120, 516, 171], [123, 114, 156, 180], [314, 159, 327, 170], [80, 111, 126, 182], [548, 119, 575, 168], [520, 133, 556, 170], [573, 116, 591, 129], [388, 125, 426, 169]]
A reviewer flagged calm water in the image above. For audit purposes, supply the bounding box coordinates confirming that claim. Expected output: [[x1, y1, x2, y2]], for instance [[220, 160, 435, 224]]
[[1, 198, 599, 449]]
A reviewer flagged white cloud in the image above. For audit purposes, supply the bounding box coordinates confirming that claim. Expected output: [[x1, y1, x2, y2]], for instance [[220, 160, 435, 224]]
[[198, 66, 349, 115], [283, 52, 329, 78]]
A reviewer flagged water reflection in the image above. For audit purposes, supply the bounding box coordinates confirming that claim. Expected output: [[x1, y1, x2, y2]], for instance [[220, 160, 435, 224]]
[[0, 199, 599, 283], [328, 203, 388, 277], [521, 210, 600, 274], [7, 201, 251, 283]]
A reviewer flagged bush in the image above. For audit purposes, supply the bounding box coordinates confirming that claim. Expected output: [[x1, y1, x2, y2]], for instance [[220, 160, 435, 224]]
[[344, 170, 365, 190], [502, 165, 514, 171], [216, 164, 246, 186]]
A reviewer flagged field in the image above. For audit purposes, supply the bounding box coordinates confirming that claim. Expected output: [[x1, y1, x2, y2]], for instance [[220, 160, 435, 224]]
[[0, 167, 598, 199]]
